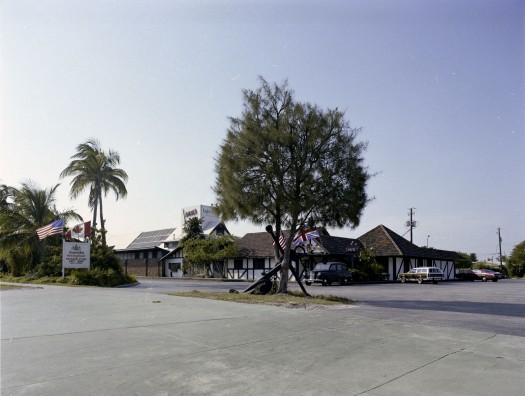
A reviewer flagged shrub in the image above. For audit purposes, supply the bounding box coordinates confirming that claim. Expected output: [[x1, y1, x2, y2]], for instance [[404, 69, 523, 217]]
[[70, 268, 136, 287]]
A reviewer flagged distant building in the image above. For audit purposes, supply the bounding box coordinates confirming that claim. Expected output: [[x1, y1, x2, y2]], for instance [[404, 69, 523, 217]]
[[114, 205, 229, 278], [115, 228, 176, 277], [357, 225, 462, 280], [116, 217, 462, 281]]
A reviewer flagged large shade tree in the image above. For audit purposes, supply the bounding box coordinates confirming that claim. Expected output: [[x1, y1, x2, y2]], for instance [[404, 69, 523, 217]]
[[60, 139, 128, 246], [507, 240, 525, 277], [214, 78, 371, 293], [0, 181, 81, 275]]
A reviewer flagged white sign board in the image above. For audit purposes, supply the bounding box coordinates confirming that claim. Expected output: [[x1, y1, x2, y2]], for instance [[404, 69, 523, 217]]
[[181, 205, 221, 231], [62, 241, 91, 269]]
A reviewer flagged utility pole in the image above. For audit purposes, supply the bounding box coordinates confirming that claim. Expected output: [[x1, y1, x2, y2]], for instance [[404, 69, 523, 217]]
[[497, 227, 503, 269], [406, 208, 417, 243]]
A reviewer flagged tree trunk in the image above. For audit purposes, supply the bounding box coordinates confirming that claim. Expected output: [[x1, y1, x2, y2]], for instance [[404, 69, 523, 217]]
[[277, 222, 297, 294], [99, 190, 106, 246], [277, 241, 293, 293], [92, 195, 98, 237], [278, 259, 289, 293]]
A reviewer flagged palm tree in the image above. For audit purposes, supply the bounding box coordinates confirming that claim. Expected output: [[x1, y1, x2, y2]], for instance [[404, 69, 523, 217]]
[[0, 182, 81, 275], [60, 139, 128, 246]]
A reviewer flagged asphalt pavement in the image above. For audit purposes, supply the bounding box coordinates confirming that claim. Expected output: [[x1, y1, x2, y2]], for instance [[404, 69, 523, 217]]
[[1, 283, 524, 395]]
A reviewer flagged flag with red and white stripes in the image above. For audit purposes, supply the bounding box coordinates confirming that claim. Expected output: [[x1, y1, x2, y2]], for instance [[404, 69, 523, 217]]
[[36, 218, 64, 240], [273, 232, 286, 250]]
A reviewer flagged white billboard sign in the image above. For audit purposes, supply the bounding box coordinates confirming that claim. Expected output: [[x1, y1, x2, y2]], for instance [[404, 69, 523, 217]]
[[62, 241, 91, 269]]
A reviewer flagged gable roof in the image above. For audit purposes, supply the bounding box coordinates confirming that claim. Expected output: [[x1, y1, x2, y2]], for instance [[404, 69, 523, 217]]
[[237, 231, 361, 258], [126, 228, 176, 250], [358, 225, 462, 260], [238, 232, 275, 257], [317, 235, 361, 255]]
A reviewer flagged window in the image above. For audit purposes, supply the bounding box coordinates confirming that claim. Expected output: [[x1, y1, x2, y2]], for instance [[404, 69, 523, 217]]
[[169, 263, 181, 271], [253, 258, 265, 270], [234, 259, 243, 270]]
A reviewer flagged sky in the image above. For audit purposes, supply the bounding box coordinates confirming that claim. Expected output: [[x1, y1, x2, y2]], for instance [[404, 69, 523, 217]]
[[1, 0, 524, 260]]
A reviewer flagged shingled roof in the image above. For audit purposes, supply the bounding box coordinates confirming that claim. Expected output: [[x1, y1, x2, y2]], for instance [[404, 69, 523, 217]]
[[317, 235, 361, 255], [236, 232, 273, 257], [358, 225, 462, 260], [237, 231, 361, 258]]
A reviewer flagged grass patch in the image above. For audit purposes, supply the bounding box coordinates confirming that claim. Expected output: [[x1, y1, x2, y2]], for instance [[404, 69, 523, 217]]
[[0, 283, 26, 291], [0, 273, 136, 287], [169, 289, 354, 308]]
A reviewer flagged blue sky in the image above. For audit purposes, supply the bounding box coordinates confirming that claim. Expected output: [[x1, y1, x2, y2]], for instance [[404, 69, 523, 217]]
[[1, 0, 524, 259]]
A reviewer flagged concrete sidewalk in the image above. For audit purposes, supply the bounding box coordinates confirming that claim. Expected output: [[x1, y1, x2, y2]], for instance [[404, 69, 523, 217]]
[[1, 284, 524, 395]]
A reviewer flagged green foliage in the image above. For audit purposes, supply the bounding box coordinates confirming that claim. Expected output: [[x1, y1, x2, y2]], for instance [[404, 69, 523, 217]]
[[60, 139, 128, 246], [455, 252, 476, 269], [89, 229, 123, 272], [507, 240, 525, 277], [0, 181, 81, 276], [215, 77, 370, 229], [354, 247, 385, 281], [181, 234, 238, 276], [214, 77, 370, 292], [70, 268, 135, 287], [181, 217, 204, 242], [36, 245, 63, 277], [0, 217, 135, 286]]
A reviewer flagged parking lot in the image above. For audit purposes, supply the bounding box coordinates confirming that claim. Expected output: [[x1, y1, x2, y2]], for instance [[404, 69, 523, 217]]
[[133, 278, 525, 336], [1, 279, 524, 395]]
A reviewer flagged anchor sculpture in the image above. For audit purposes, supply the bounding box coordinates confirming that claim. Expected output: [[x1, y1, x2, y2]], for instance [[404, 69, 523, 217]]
[[242, 225, 311, 297]]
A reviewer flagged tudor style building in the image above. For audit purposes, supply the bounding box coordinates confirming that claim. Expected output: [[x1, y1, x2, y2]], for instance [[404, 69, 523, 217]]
[[225, 230, 362, 280], [224, 224, 461, 281], [357, 225, 462, 280]]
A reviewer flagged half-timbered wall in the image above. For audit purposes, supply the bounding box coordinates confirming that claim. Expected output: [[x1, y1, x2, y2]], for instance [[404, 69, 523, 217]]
[[225, 257, 307, 280], [385, 257, 455, 280]]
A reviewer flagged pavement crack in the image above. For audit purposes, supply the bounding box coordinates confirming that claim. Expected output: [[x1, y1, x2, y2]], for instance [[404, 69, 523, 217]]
[[353, 334, 498, 396], [0, 316, 246, 341]]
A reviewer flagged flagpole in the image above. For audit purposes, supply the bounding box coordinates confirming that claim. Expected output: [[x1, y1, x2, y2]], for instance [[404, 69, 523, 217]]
[[62, 218, 65, 279]]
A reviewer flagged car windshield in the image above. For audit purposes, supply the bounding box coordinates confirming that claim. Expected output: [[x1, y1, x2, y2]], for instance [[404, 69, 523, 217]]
[[313, 264, 331, 271]]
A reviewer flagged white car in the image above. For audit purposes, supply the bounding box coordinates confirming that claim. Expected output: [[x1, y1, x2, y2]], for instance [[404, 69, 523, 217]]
[[399, 267, 444, 284]]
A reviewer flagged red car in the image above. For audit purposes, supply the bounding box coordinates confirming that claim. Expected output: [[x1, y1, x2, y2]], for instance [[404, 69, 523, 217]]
[[472, 269, 506, 282]]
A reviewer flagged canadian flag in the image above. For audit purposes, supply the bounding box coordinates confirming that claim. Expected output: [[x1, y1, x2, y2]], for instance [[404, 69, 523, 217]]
[[66, 221, 91, 240]]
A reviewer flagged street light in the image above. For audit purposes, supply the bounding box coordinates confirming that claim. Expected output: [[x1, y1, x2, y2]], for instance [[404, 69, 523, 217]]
[[427, 235, 430, 248]]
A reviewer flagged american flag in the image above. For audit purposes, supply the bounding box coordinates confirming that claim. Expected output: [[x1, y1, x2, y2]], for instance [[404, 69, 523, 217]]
[[36, 218, 64, 240], [273, 232, 286, 250]]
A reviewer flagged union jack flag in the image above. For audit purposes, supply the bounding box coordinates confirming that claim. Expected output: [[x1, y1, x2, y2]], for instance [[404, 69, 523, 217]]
[[292, 227, 320, 247]]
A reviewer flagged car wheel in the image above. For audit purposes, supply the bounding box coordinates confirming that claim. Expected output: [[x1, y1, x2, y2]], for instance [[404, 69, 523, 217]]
[[305, 281, 311, 286], [417, 276, 423, 284], [492, 279, 498, 282], [321, 278, 328, 286], [482, 277, 487, 282], [400, 276, 406, 283], [432, 280, 438, 284]]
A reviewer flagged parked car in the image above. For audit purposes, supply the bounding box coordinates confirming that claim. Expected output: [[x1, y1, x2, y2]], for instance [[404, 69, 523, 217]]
[[398, 267, 444, 284], [472, 269, 506, 282], [455, 269, 478, 281], [304, 262, 353, 286]]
